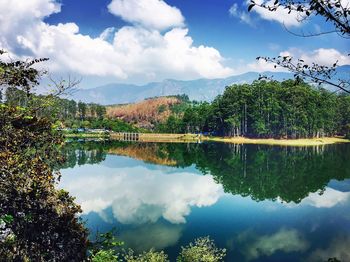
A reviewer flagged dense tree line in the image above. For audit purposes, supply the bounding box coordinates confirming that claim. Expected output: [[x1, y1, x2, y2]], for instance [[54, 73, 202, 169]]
[[3, 86, 106, 121], [2, 87, 140, 132], [159, 80, 350, 139]]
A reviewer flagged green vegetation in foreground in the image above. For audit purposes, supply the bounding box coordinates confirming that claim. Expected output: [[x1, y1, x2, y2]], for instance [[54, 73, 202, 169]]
[[0, 50, 227, 261], [91, 233, 226, 262], [5, 86, 142, 133]]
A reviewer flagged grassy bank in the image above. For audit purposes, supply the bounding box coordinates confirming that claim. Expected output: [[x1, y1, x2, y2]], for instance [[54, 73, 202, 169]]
[[64, 132, 110, 139], [66, 131, 350, 146], [203, 136, 350, 146]]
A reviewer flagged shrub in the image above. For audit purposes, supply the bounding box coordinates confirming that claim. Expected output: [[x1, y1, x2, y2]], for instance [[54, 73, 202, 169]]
[[177, 237, 226, 262]]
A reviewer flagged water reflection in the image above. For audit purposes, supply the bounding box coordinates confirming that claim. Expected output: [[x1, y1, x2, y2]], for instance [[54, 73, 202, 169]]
[[235, 228, 309, 261], [60, 161, 223, 224], [61, 141, 350, 203], [59, 141, 350, 261], [119, 224, 183, 252]]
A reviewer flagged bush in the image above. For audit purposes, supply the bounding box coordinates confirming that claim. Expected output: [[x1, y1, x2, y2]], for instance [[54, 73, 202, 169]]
[[177, 237, 226, 262], [124, 249, 169, 262]]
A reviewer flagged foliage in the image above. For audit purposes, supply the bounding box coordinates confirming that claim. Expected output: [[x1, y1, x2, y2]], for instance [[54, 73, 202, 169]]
[[124, 249, 169, 262], [177, 237, 226, 262], [107, 96, 187, 130], [0, 50, 88, 261], [0, 50, 48, 94], [248, 0, 350, 93], [4, 86, 107, 123], [90, 230, 123, 262], [249, 0, 350, 36], [0, 105, 88, 261], [160, 80, 350, 138]]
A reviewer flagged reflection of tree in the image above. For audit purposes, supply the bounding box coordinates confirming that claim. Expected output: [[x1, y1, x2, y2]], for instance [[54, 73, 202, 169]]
[[176, 143, 350, 203], [59, 140, 114, 168], [108, 143, 178, 166], [72, 142, 350, 204]]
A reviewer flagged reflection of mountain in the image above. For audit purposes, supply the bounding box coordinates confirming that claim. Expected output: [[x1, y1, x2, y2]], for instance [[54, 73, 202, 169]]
[[60, 142, 350, 203], [108, 143, 178, 166]]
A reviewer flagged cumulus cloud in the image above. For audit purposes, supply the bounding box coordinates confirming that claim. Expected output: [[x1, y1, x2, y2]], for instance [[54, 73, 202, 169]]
[[285, 187, 350, 209], [299, 48, 350, 67], [59, 165, 224, 224], [238, 228, 309, 261], [246, 47, 350, 73], [246, 58, 285, 72], [249, 0, 303, 27], [108, 0, 184, 31], [99, 27, 116, 42], [0, 0, 233, 83]]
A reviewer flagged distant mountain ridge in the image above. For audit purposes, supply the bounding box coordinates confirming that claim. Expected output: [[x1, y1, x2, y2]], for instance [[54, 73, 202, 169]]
[[73, 66, 349, 105]]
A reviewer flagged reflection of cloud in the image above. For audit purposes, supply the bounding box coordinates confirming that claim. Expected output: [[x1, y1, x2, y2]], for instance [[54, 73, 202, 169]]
[[60, 165, 223, 224], [309, 235, 350, 262], [237, 228, 309, 261], [120, 224, 182, 252], [285, 188, 350, 208]]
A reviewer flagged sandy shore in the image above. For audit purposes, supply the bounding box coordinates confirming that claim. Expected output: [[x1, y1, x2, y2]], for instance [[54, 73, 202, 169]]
[[202, 136, 350, 146]]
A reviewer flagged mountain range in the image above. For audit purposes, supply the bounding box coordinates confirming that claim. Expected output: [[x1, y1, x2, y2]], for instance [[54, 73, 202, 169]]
[[72, 66, 349, 105]]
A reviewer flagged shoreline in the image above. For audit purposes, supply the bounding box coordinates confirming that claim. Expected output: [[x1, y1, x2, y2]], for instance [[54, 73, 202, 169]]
[[64, 132, 350, 146], [203, 136, 350, 146]]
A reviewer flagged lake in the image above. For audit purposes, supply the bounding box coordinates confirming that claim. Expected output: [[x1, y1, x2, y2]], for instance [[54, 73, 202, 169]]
[[59, 141, 350, 261]]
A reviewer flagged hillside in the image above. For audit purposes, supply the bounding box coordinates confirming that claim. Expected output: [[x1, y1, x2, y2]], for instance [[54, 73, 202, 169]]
[[106, 96, 187, 129], [72, 71, 293, 105], [71, 66, 349, 105]]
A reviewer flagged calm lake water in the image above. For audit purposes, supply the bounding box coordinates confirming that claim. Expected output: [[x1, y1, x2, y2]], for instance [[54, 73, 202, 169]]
[[59, 141, 350, 261]]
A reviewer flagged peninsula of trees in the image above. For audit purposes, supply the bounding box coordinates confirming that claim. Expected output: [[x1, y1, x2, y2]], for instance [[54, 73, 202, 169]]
[[159, 80, 350, 139]]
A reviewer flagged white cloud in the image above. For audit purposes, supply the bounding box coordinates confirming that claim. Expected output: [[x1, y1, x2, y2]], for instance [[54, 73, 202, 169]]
[[60, 164, 224, 224], [299, 48, 350, 67], [229, 3, 254, 26], [245, 47, 350, 73], [0, 0, 233, 83], [108, 0, 184, 31], [285, 187, 350, 208], [99, 27, 116, 42], [239, 228, 309, 261], [279, 48, 350, 67], [250, 0, 303, 27], [246, 58, 285, 72], [309, 235, 350, 262]]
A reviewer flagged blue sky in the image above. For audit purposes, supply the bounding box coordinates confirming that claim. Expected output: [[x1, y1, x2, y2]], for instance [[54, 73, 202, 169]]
[[0, 0, 349, 88]]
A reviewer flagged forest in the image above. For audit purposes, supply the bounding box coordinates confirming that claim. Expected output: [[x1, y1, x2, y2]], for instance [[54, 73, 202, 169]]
[[3, 87, 138, 132], [158, 80, 350, 139], [3, 80, 350, 140]]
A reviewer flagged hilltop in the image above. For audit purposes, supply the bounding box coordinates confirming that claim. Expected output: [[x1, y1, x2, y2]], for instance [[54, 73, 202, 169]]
[[106, 95, 189, 129], [72, 71, 293, 105]]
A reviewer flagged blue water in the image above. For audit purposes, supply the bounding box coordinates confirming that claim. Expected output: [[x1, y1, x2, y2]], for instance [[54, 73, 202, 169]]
[[60, 142, 350, 261]]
